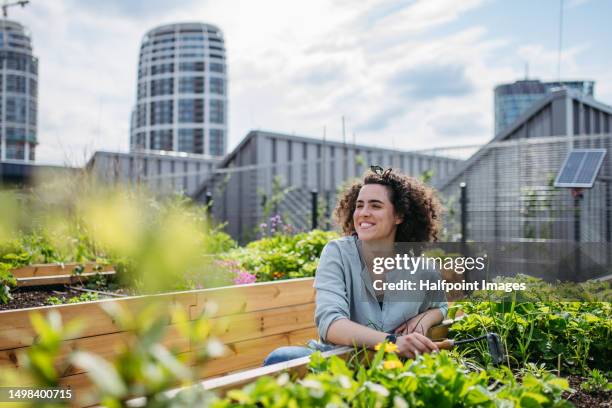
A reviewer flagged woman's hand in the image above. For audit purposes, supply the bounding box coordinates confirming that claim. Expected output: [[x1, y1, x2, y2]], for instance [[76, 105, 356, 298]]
[[395, 333, 438, 358]]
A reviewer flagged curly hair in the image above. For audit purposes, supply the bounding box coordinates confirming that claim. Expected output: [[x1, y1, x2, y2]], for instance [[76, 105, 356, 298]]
[[333, 169, 442, 242]]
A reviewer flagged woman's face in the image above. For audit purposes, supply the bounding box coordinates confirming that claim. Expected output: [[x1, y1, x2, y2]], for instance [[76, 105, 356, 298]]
[[353, 184, 403, 243]]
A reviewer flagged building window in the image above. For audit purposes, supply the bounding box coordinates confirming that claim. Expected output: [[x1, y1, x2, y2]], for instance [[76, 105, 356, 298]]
[[209, 62, 224, 73], [5, 97, 27, 124], [136, 103, 146, 127], [209, 129, 224, 156], [5, 141, 24, 160], [178, 128, 204, 154], [178, 99, 204, 123], [135, 132, 146, 149], [150, 129, 173, 151], [28, 99, 36, 126], [151, 78, 173, 96], [179, 61, 205, 72], [150, 63, 174, 75], [179, 76, 205, 93], [6, 127, 26, 141], [150, 100, 173, 125], [209, 99, 224, 124], [137, 82, 147, 98], [209, 77, 224, 95], [6, 75, 26, 93], [6, 52, 28, 71]]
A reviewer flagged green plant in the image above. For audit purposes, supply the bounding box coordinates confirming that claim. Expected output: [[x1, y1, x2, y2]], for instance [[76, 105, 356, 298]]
[[0, 265, 16, 304], [71, 300, 221, 407], [580, 369, 612, 393], [46, 292, 100, 306], [450, 282, 612, 375], [216, 347, 572, 407], [222, 230, 338, 282]]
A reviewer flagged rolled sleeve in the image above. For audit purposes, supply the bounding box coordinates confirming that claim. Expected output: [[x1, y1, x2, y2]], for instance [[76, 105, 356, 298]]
[[314, 241, 350, 342]]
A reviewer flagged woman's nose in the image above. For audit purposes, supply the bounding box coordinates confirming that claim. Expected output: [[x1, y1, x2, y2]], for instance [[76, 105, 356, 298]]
[[360, 206, 372, 217]]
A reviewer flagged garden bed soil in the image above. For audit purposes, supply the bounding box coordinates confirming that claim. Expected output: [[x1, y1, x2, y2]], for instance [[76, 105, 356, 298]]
[[0, 285, 134, 311], [566, 375, 611, 407]]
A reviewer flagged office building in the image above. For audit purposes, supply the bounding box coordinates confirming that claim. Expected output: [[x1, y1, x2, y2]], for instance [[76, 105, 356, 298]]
[[494, 79, 594, 135], [130, 22, 227, 157], [0, 20, 38, 162]]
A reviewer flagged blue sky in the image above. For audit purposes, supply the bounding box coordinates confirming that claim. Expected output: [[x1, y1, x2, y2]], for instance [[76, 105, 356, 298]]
[[12, 0, 612, 165]]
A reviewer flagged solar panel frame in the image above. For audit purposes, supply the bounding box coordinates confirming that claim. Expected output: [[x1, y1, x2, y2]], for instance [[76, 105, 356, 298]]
[[554, 148, 607, 188]]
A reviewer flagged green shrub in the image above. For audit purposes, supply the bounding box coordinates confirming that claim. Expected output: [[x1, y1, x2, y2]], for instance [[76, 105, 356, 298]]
[[223, 230, 339, 282], [450, 290, 612, 375]]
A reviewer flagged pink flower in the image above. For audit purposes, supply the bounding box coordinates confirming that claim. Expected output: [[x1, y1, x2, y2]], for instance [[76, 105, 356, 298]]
[[234, 271, 257, 285]]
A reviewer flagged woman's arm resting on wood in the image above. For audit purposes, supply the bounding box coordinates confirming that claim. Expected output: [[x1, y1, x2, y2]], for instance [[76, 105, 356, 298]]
[[326, 318, 388, 348], [394, 308, 444, 336]]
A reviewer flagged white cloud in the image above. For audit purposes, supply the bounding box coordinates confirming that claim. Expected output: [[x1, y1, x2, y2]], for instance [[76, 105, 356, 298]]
[[8, 0, 608, 166]]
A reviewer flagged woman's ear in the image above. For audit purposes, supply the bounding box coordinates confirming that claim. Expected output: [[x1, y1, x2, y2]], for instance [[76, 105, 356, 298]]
[[395, 214, 404, 225]]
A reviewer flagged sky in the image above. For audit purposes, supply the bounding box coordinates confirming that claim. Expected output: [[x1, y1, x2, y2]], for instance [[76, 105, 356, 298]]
[[11, 0, 612, 166]]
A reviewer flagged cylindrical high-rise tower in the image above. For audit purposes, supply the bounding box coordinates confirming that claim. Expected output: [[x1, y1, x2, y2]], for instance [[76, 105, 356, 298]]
[[131, 22, 227, 157], [0, 20, 38, 162]]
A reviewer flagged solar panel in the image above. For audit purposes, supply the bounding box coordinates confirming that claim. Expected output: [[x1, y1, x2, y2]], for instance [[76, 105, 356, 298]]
[[554, 149, 607, 188]]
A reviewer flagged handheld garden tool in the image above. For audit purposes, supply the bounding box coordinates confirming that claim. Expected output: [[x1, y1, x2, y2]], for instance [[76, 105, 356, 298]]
[[435, 333, 505, 365]]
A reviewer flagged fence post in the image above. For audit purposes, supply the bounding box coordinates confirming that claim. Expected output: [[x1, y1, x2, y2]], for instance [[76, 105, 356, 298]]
[[460, 182, 467, 244], [205, 191, 212, 215], [311, 190, 318, 230]]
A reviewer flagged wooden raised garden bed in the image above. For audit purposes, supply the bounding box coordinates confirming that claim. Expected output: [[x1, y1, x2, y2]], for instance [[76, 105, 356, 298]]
[[11, 262, 115, 287], [0, 276, 454, 407], [0, 278, 318, 406]]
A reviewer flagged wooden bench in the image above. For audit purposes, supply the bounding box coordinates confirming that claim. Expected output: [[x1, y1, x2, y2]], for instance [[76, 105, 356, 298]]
[[0, 277, 453, 407]]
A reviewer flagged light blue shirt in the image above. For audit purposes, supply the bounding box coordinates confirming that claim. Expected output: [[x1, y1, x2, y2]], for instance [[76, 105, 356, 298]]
[[314, 236, 448, 342]]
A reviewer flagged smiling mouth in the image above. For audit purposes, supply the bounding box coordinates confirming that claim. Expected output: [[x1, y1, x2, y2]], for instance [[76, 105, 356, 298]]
[[359, 222, 375, 229]]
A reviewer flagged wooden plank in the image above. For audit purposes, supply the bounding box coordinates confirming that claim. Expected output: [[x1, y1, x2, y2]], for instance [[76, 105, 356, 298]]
[[194, 326, 317, 379], [207, 302, 315, 346], [11, 263, 114, 279], [0, 324, 190, 377], [0, 291, 197, 350], [192, 278, 315, 319], [64, 327, 319, 408], [201, 346, 353, 397], [16, 271, 116, 287]]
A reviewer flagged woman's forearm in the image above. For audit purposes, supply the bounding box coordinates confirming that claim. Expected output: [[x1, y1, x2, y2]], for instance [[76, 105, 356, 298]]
[[326, 318, 388, 348], [421, 308, 444, 332]]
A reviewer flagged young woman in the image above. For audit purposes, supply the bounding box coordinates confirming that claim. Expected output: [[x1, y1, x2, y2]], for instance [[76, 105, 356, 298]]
[[263, 167, 447, 365]]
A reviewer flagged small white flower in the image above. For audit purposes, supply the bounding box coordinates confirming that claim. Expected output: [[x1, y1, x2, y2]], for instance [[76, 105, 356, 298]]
[[300, 379, 324, 399], [393, 395, 408, 408], [206, 338, 225, 357], [364, 381, 390, 397], [338, 375, 352, 389], [276, 373, 289, 386]]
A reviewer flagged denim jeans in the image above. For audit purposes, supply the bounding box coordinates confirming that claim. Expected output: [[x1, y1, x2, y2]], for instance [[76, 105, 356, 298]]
[[262, 340, 337, 366]]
